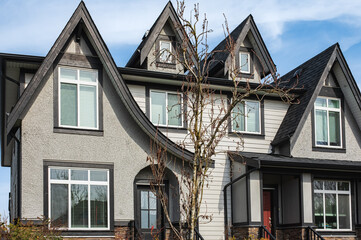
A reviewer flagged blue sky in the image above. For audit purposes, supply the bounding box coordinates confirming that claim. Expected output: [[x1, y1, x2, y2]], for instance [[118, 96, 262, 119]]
[[1, 0, 361, 219]]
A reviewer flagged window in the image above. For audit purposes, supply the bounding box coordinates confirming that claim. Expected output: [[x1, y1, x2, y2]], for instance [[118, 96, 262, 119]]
[[232, 100, 260, 133], [159, 41, 172, 63], [239, 51, 250, 73], [49, 167, 109, 230], [150, 90, 183, 127], [140, 190, 157, 229], [314, 180, 351, 231], [314, 97, 342, 147], [59, 67, 98, 129]]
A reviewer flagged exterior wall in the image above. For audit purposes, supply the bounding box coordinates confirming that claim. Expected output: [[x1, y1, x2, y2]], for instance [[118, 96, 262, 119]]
[[9, 128, 20, 221], [20, 66, 183, 226], [292, 101, 361, 160], [232, 162, 247, 223], [127, 84, 146, 113], [302, 173, 313, 224]]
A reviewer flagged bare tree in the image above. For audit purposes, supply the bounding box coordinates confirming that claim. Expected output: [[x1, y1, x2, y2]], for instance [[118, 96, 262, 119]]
[[147, 1, 298, 240]]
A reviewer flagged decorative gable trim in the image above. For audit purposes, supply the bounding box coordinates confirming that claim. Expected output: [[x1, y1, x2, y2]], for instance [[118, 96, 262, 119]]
[[5, 1, 193, 163]]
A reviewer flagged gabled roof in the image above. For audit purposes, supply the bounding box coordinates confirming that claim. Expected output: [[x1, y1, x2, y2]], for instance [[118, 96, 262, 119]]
[[207, 15, 276, 77], [272, 43, 361, 148], [126, 1, 190, 68], [4, 1, 193, 165]]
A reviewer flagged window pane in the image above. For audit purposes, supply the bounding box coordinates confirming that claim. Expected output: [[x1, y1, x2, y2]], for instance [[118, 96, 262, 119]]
[[167, 93, 182, 126], [149, 191, 157, 210], [233, 102, 245, 131], [50, 169, 68, 180], [324, 181, 336, 190], [338, 194, 350, 229], [141, 210, 148, 229], [240, 53, 249, 72], [315, 98, 327, 107], [90, 185, 108, 228], [160, 41, 171, 62], [151, 92, 166, 125], [51, 184, 68, 228], [329, 111, 341, 146], [246, 101, 260, 133], [79, 85, 97, 128], [71, 184, 88, 228], [149, 210, 157, 229], [314, 193, 324, 229], [80, 70, 97, 83], [141, 191, 148, 210], [314, 180, 323, 190], [60, 83, 77, 126], [71, 170, 88, 181], [338, 182, 349, 191], [316, 110, 328, 145], [325, 193, 337, 229], [328, 99, 340, 109], [90, 170, 107, 182], [60, 68, 77, 81]]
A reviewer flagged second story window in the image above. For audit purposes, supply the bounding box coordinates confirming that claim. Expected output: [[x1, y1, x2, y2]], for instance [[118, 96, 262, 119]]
[[150, 90, 182, 127], [314, 97, 341, 147], [232, 100, 260, 134], [59, 67, 98, 129], [239, 51, 250, 74], [159, 41, 172, 63]]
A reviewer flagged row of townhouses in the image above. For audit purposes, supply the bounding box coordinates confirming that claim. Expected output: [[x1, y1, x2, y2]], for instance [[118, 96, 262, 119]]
[[2, 2, 361, 240]]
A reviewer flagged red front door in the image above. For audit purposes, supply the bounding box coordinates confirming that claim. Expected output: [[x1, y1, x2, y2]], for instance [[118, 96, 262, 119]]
[[263, 190, 272, 237]]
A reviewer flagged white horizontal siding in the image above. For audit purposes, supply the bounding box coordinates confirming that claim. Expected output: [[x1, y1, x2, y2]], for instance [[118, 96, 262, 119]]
[[127, 84, 146, 113]]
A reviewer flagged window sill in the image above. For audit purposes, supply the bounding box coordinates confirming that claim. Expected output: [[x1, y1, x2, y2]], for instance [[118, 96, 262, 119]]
[[238, 72, 254, 79], [312, 146, 346, 153], [54, 127, 104, 136], [61, 230, 114, 237], [228, 131, 265, 139], [156, 125, 187, 133], [156, 62, 176, 69]]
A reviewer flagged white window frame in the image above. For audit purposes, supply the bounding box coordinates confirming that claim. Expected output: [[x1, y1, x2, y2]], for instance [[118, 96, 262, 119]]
[[239, 51, 251, 74], [314, 180, 352, 231], [314, 97, 342, 148], [48, 167, 110, 231], [58, 67, 99, 130], [159, 40, 172, 63], [232, 100, 261, 134], [149, 90, 183, 128]]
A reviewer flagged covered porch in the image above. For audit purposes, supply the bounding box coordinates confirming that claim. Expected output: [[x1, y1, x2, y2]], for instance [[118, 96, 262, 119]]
[[227, 152, 361, 240]]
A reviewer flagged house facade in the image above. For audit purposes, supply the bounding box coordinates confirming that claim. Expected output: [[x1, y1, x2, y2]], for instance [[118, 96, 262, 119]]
[[2, 2, 361, 240]]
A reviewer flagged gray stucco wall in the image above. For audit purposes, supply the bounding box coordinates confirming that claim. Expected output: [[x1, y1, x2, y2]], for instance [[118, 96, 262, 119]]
[[20, 64, 182, 222], [292, 100, 361, 160]]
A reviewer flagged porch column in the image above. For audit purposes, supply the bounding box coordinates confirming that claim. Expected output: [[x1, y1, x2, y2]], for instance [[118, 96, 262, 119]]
[[302, 173, 313, 224], [249, 170, 262, 223]]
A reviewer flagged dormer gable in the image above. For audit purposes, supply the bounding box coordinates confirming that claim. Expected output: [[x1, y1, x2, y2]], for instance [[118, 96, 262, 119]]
[[126, 1, 189, 74], [207, 15, 276, 82]]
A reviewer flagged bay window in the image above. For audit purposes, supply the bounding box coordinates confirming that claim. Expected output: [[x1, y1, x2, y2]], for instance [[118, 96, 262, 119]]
[[150, 90, 183, 127], [49, 167, 109, 230], [314, 97, 342, 147], [59, 67, 99, 129], [232, 100, 260, 133], [314, 180, 351, 231]]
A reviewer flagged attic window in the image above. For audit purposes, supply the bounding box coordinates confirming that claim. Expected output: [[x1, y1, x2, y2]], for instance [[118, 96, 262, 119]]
[[159, 40, 172, 63], [239, 52, 250, 73]]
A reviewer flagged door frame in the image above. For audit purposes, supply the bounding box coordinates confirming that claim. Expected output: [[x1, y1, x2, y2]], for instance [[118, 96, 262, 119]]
[[262, 186, 278, 236]]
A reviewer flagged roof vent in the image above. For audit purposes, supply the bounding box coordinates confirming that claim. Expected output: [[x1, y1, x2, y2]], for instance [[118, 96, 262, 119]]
[[293, 68, 303, 78], [142, 30, 150, 40]]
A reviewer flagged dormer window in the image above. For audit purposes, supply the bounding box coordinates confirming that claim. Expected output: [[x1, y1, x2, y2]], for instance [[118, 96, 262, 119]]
[[159, 40, 172, 63], [314, 97, 341, 147], [239, 51, 250, 74]]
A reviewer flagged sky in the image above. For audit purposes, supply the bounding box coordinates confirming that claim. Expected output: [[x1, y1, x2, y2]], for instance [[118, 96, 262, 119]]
[[1, 0, 361, 219]]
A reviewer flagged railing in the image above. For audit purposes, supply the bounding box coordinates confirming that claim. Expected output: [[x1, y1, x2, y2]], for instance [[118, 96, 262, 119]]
[[194, 227, 205, 240], [259, 225, 276, 240], [306, 226, 325, 240]]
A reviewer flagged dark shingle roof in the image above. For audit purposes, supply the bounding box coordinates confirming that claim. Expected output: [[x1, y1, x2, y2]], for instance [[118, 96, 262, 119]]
[[207, 16, 250, 74], [272, 43, 338, 146]]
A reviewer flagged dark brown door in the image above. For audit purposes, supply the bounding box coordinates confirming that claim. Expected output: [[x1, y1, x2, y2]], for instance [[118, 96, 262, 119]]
[[136, 185, 164, 240], [263, 190, 273, 238]]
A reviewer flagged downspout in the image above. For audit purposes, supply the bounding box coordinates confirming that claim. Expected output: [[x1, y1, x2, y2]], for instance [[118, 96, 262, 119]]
[[223, 163, 260, 240]]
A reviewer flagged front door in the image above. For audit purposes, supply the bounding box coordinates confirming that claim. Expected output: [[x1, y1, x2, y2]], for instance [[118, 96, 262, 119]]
[[136, 185, 164, 240], [263, 190, 274, 238]]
